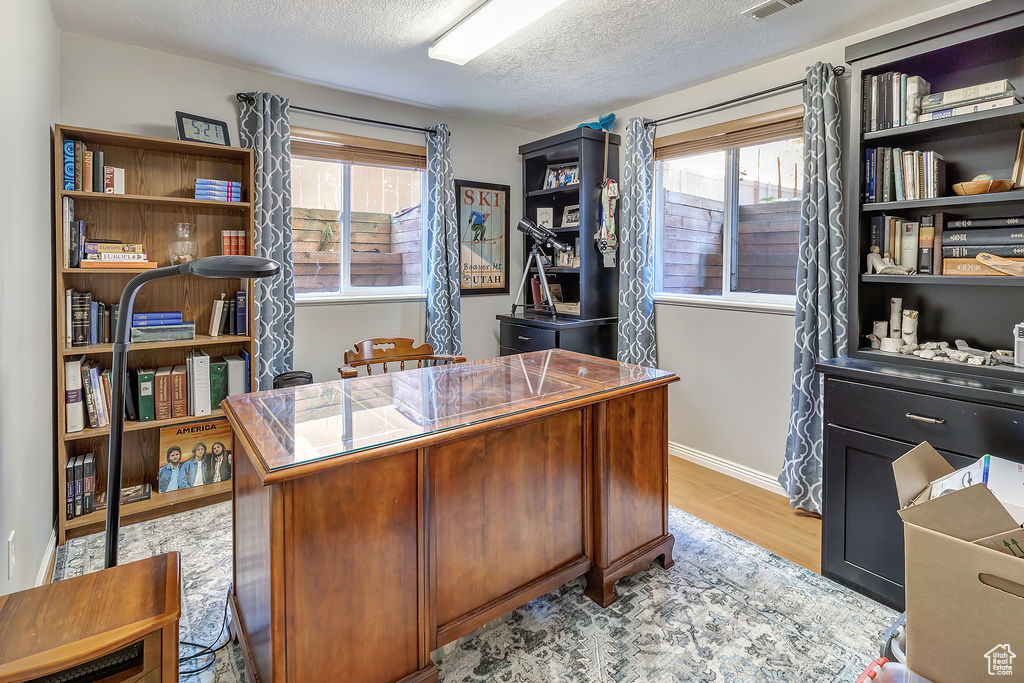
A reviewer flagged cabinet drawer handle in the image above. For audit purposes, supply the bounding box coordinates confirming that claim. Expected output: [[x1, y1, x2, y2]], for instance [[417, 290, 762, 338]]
[[905, 412, 946, 425], [517, 335, 531, 341]]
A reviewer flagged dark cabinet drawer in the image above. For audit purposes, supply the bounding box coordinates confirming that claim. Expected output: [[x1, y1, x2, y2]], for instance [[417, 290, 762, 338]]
[[825, 379, 1024, 458], [499, 323, 555, 352]]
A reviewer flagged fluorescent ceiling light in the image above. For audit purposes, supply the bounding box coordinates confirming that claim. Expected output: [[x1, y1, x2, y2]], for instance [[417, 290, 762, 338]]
[[429, 0, 569, 66]]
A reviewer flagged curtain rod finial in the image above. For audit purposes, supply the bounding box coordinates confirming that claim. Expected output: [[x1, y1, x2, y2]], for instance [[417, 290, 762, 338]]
[[236, 92, 255, 105]]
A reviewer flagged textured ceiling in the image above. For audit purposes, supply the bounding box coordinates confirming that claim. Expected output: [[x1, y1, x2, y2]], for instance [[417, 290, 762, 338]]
[[50, 0, 961, 130]]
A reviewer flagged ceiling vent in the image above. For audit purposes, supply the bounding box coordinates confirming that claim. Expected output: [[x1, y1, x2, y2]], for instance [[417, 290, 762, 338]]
[[742, 0, 803, 19]]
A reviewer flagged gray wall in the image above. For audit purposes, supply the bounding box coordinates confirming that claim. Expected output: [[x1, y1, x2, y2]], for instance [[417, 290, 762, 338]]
[[0, 0, 60, 594], [59, 32, 540, 380]]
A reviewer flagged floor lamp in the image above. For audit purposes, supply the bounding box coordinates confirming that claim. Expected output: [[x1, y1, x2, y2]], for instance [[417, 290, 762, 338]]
[[104, 255, 280, 568]]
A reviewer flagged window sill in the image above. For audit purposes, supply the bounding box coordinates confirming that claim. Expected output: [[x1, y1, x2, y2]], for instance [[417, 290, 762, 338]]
[[296, 292, 427, 306], [654, 294, 796, 316]]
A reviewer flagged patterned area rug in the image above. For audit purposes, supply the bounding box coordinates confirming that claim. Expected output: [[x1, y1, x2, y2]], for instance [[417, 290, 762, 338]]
[[54, 503, 894, 682]]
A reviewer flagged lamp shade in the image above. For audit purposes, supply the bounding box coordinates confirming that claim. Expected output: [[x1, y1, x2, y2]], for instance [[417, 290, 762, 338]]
[[184, 255, 280, 279]]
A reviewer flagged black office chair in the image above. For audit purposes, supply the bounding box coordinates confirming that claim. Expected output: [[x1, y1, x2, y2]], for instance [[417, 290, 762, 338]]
[[272, 370, 313, 389]]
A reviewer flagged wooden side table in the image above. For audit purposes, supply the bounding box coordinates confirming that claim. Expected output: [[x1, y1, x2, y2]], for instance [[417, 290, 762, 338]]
[[0, 552, 180, 682]]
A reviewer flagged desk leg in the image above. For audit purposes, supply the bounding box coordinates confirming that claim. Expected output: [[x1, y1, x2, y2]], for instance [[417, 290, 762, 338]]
[[586, 386, 674, 607]]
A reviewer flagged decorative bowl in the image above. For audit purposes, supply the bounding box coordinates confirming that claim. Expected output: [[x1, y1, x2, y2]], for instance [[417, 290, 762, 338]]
[[952, 179, 1014, 195]]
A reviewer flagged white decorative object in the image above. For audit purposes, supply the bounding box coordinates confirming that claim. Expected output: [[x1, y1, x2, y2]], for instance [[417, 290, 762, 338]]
[[866, 246, 886, 274], [873, 321, 889, 339], [868, 334, 881, 349], [967, 355, 986, 366], [889, 298, 903, 338], [920, 349, 937, 359], [880, 337, 902, 353], [902, 310, 919, 346]]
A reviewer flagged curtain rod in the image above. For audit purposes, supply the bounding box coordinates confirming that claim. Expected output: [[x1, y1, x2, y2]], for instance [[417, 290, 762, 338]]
[[235, 93, 437, 136], [644, 65, 846, 128]]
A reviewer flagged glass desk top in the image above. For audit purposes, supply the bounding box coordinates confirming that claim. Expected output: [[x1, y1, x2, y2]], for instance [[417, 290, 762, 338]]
[[223, 349, 677, 476]]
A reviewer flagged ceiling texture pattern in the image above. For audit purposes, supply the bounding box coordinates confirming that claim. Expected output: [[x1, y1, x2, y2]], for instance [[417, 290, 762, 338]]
[[50, 0, 961, 130]]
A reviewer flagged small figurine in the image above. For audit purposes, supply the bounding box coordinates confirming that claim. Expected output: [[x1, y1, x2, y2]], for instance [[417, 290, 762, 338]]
[[866, 246, 916, 275]]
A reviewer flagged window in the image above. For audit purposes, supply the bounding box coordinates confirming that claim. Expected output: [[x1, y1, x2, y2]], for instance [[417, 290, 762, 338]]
[[653, 107, 803, 305], [290, 128, 427, 299]]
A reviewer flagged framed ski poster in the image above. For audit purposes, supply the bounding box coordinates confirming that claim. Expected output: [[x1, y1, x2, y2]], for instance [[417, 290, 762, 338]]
[[455, 180, 510, 295]]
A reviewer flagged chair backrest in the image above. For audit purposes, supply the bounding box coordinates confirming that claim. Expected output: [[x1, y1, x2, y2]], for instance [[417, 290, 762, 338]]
[[338, 337, 466, 378]]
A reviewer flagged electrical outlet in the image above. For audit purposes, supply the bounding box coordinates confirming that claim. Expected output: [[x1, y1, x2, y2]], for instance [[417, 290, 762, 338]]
[[6, 531, 14, 580]]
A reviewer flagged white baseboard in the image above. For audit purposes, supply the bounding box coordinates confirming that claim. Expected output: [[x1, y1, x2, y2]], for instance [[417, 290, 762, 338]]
[[34, 528, 56, 586], [669, 441, 787, 498]]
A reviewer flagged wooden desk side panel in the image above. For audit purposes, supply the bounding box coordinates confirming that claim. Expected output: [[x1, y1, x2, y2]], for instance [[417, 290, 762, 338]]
[[232, 438, 283, 681], [285, 450, 422, 682], [432, 410, 588, 633]]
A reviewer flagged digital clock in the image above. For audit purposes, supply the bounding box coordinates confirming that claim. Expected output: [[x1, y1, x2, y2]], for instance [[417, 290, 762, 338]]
[[175, 111, 231, 146]]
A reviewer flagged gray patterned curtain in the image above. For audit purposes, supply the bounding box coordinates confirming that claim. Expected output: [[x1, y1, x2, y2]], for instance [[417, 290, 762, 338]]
[[779, 63, 848, 513], [617, 117, 658, 367], [238, 92, 295, 390], [424, 123, 462, 356]]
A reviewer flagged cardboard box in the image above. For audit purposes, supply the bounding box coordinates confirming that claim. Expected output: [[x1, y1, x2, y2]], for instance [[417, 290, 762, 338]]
[[893, 442, 1024, 681]]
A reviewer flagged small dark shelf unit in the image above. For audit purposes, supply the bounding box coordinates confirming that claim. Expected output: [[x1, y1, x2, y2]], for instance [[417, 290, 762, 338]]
[[820, 0, 1024, 612], [498, 128, 620, 358]]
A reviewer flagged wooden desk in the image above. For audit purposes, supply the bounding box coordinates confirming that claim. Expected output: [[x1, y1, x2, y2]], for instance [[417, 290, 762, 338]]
[[223, 350, 678, 682], [0, 553, 180, 682]]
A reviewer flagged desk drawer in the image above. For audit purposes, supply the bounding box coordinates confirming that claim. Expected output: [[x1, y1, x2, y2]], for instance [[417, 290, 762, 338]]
[[500, 323, 555, 352], [825, 379, 1024, 458]]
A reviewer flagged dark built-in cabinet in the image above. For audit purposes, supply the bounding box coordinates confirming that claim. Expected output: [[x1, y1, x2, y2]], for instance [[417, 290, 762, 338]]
[[821, 0, 1024, 610], [497, 128, 620, 359]]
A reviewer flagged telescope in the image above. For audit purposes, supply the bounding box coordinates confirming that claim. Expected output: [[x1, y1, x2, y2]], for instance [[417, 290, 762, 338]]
[[511, 218, 573, 320], [516, 218, 572, 253]]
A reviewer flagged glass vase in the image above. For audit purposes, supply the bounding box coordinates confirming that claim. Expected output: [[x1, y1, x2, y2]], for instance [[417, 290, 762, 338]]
[[168, 223, 197, 265]]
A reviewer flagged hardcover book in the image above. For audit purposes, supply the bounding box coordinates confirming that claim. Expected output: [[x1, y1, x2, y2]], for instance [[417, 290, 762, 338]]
[[942, 257, 1024, 276], [155, 367, 173, 421], [65, 356, 86, 433], [130, 323, 196, 343], [65, 458, 76, 520], [82, 453, 95, 514], [941, 227, 1024, 246], [170, 366, 188, 418]]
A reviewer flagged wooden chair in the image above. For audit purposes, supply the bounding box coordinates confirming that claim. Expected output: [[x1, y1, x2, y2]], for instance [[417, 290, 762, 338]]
[[338, 337, 466, 378]]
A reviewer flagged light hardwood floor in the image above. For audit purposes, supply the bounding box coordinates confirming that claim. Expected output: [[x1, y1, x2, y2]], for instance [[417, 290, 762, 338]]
[[668, 456, 822, 573]]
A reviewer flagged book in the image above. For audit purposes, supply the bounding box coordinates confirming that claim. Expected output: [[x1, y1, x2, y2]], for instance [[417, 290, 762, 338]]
[[226, 300, 236, 335], [92, 150, 104, 193], [82, 453, 95, 514], [918, 219, 935, 275], [221, 301, 231, 335], [240, 349, 251, 393], [209, 357, 228, 411], [132, 311, 183, 322], [209, 298, 226, 337], [73, 141, 84, 190], [918, 95, 1020, 122], [893, 148, 905, 202], [932, 213, 944, 275], [63, 138, 75, 190], [62, 197, 73, 268], [84, 253, 149, 262], [221, 230, 233, 255], [68, 220, 82, 269], [941, 227, 1024, 246], [131, 318, 185, 328], [130, 323, 196, 343], [73, 455, 84, 517], [103, 166, 125, 194], [224, 355, 246, 396], [101, 369, 113, 424], [83, 151, 93, 192], [921, 79, 1014, 108], [942, 257, 1024, 276], [901, 222, 920, 271], [942, 244, 1024, 258], [80, 261, 159, 269], [921, 90, 1017, 114], [65, 356, 86, 433], [155, 367, 173, 420], [71, 291, 91, 346], [94, 483, 153, 510], [190, 350, 212, 417], [65, 457, 76, 519], [130, 368, 156, 422], [89, 363, 108, 428], [946, 216, 1024, 229], [84, 242, 144, 254], [235, 290, 247, 335], [171, 366, 188, 418]]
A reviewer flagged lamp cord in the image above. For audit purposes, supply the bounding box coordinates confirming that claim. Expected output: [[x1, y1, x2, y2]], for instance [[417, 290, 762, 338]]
[[178, 584, 233, 675]]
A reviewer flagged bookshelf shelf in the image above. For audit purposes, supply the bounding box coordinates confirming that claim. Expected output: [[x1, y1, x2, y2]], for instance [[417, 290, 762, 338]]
[[64, 409, 228, 442], [525, 184, 581, 198], [552, 226, 581, 233], [54, 124, 255, 544], [862, 189, 1024, 212], [64, 480, 232, 536], [61, 334, 253, 356], [529, 266, 580, 274], [61, 190, 251, 211], [862, 103, 1024, 144], [860, 274, 1024, 286]]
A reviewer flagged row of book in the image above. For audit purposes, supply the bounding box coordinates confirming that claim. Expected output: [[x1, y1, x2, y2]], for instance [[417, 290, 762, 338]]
[[63, 139, 126, 194], [209, 294, 248, 337], [195, 178, 243, 202], [66, 291, 120, 347], [864, 147, 945, 203], [64, 351, 251, 433], [220, 230, 248, 255], [65, 449, 152, 520], [863, 75, 1019, 131], [61, 197, 158, 269], [870, 213, 1024, 276]]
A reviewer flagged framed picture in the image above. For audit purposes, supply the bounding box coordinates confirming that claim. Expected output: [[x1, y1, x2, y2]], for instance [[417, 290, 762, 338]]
[[561, 204, 581, 227], [455, 180, 510, 295], [548, 283, 564, 303], [544, 163, 580, 189], [157, 418, 232, 493], [536, 207, 554, 229]]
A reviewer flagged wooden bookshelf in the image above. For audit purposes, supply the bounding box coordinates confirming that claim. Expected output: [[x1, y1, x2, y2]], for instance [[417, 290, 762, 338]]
[[54, 124, 255, 542]]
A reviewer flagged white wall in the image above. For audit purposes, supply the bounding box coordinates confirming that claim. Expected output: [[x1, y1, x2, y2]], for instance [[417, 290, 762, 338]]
[[0, 0, 60, 594], [59, 32, 539, 380], [596, 0, 989, 487]]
